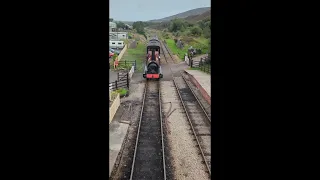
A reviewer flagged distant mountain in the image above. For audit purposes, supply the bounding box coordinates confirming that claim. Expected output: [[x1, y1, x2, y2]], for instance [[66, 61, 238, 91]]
[[184, 9, 211, 22], [148, 7, 210, 22]]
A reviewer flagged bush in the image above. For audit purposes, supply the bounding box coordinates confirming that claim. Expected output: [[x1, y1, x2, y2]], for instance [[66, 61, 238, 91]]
[[203, 27, 211, 38], [115, 88, 128, 96], [112, 54, 118, 61], [168, 19, 186, 32], [191, 26, 202, 36], [163, 33, 169, 39]]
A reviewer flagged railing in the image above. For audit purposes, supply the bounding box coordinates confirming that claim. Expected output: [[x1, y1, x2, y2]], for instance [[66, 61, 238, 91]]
[[190, 56, 211, 74], [118, 60, 136, 69], [109, 63, 136, 92], [109, 73, 129, 91]]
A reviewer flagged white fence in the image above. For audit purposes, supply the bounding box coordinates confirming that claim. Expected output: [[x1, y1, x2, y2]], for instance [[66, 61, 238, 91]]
[[117, 44, 127, 61], [109, 93, 120, 124], [128, 65, 134, 79], [185, 54, 190, 65]]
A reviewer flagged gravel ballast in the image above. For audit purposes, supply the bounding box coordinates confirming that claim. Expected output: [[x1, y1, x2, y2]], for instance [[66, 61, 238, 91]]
[[161, 81, 209, 180]]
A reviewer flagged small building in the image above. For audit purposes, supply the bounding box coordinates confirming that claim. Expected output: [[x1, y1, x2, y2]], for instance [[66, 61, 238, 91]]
[[109, 32, 128, 40], [109, 40, 125, 49], [125, 24, 132, 30], [109, 22, 117, 32]]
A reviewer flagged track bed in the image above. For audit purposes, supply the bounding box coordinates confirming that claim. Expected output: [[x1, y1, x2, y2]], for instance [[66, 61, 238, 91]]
[[130, 81, 166, 180]]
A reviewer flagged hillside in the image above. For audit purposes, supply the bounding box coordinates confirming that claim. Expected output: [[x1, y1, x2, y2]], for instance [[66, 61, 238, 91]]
[[148, 7, 210, 22], [184, 10, 211, 22]]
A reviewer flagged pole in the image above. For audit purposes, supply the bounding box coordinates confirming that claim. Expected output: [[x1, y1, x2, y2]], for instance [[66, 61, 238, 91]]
[[127, 72, 129, 89]]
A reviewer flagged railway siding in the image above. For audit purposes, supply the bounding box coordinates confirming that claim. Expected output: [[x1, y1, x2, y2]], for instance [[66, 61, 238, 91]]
[[173, 76, 212, 174], [160, 81, 209, 180]]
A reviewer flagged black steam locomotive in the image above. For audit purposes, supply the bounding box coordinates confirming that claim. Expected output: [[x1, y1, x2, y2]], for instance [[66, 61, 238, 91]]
[[143, 36, 163, 80]]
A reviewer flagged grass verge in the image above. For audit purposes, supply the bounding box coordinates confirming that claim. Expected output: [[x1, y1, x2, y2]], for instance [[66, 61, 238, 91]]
[[115, 88, 128, 96], [164, 36, 209, 61], [165, 39, 188, 60], [111, 43, 146, 72]]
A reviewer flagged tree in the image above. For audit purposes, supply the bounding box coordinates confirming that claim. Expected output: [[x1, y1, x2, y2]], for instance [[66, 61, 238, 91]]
[[116, 21, 126, 29], [203, 26, 211, 38], [132, 21, 146, 35], [169, 19, 186, 32], [191, 26, 202, 36]]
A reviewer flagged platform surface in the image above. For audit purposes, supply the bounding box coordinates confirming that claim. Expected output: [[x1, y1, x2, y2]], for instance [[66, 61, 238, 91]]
[[109, 106, 129, 177], [185, 69, 211, 97]]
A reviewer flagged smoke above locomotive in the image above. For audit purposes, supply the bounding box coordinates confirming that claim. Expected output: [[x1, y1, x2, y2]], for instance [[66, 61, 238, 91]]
[[143, 36, 163, 80]]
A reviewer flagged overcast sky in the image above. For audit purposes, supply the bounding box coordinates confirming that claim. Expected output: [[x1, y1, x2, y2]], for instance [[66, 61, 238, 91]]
[[110, 0, 211, 21]]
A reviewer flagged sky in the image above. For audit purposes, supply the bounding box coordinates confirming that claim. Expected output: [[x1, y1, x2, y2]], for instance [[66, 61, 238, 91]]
[[110, 0, 211, 22]]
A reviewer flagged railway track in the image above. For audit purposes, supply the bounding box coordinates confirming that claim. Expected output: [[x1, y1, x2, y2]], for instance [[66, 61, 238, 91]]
[[130, 80, 166, 180], [160, 35, 211, 177], [172, 73, 212, 177], [160, 40, 175, 64]]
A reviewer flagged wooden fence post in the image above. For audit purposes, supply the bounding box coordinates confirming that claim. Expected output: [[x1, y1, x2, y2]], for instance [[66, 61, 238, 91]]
[[127, 72, 129, 89], [115, 80, 118, 89]]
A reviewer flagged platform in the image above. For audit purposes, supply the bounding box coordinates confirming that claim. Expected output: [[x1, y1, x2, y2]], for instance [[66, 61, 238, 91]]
[[184, 69, 211, 105], [109, 105, 129, 177]]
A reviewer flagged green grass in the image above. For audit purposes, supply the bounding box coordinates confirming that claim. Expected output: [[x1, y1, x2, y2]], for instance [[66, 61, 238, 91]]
[[191, 37, 210, 54], [119, 43, 146, 72], [164, 36, 210, 61], [165, 39, 188, 60], [115, 88, 128, 96]]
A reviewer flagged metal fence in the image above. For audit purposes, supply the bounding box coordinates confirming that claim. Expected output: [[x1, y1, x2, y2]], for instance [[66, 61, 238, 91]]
[[109, 72, 130, 91], [191, 56, 211, 74], [118, 60, 136, 69], [109, 63, 136, 92]]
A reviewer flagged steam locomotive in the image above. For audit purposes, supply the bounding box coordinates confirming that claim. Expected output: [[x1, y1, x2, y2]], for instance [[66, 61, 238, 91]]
[[143, 36, 163, 80]]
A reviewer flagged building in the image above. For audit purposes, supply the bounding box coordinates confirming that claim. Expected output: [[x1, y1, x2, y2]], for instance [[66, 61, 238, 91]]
[[125, 24, 132, 30], [109, 32, 128, 40], [109, 22, 117, 32], [109, 40, 124, 49]]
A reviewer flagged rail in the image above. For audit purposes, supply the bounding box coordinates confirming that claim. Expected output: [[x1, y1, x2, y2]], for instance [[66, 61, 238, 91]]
[[129, 81, 166, 180], [172, 73, 211, 176], [160, 36, 211, 177], [160, 40, 175, 64]]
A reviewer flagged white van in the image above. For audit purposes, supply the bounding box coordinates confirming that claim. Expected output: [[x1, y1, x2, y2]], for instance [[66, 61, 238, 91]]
[[109, 41, 124, 49]]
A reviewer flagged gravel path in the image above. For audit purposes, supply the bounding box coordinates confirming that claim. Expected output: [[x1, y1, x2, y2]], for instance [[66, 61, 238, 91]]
[[160, 81, 209, 180]]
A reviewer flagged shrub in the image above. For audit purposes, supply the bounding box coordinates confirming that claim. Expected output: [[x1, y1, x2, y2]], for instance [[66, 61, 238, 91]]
[[115, 88, 128, 96], [203, 27, 211, 38], [191, 26, 202, 36], [112, 54, 118, 61]]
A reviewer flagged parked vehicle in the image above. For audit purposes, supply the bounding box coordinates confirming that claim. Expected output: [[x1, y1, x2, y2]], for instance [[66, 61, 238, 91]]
[[109, 51, 114, 58], [109, 48, 120, 55]]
